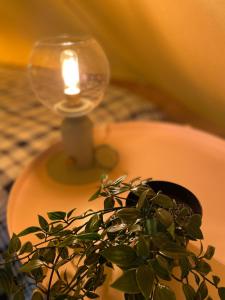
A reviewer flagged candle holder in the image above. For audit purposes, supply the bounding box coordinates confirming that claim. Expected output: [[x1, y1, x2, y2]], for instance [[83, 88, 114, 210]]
[[28, 35, 118, 184]]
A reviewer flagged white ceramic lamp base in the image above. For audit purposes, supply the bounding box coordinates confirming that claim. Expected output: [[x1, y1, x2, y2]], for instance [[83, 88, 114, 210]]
[[48, 117, 118, 184]]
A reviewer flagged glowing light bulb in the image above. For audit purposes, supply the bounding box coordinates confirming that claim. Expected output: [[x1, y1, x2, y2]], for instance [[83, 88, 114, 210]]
[[61, 49, 80, 95]]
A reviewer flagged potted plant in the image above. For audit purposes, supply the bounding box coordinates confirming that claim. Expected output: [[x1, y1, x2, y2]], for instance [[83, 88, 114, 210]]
[[0, 175, 225, 300]]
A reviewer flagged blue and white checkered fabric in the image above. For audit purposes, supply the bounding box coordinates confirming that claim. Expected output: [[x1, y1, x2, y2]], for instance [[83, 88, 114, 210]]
[[0, 65, 166, 298]]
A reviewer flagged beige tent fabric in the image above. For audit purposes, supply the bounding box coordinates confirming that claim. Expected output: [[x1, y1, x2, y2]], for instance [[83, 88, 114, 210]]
[[0, 0, 225, 131]]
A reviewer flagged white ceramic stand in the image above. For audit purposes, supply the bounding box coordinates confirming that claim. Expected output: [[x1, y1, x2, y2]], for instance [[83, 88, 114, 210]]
[[61, 116, 94, 168]]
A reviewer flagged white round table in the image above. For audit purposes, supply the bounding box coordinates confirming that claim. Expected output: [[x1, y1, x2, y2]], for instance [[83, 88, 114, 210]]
[[7, 121, 225, 299]]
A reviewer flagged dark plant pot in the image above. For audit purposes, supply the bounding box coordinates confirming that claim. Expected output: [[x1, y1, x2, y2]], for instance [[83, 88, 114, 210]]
[[125, 181, 202, 300], [126, 180, 202, 215]]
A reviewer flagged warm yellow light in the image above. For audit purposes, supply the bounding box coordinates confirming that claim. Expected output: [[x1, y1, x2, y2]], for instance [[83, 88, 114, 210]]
[[61, 49, 80, 95]]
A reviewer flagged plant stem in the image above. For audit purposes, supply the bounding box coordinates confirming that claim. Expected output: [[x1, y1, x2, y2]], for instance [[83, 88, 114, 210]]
[[190, 270, 217, 288], [46, 251, 62, 300], [171, 274, 183, 282]]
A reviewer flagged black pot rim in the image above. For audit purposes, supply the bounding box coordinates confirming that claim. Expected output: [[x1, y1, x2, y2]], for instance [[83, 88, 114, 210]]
[[127, 180, 202, 215]]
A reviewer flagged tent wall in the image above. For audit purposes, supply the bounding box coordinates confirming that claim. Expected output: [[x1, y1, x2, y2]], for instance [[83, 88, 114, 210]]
[[1, 0, 225, 130]]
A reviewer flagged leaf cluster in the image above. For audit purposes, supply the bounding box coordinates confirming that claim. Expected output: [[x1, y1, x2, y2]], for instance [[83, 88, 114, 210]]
[[0, 175, 224, 300]]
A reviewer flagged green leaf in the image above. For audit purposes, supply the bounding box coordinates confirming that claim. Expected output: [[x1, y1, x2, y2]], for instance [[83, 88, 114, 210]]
[[104, 197, 115, 209], [100, 173, 108, 181], [89, 187, 101, 201], [117, 208, 140, 224], [76, 232, 100, 241], [179, 257, 190, 279], [85, 253, 100, 265], [136, 265, 154, 299], [186, 214, 203, 240], [67, 208, 76, 219], [112, 175, 127, 186], [111, 269, 140, 294], [193, 273, 200, 286], [19, 241, 33, 255], [136, 236, 149, 257], [47, 211, 66, 220], [156, 208, 173, 228], [167, 222, 175, 238], [115, 197, 123, 206], [60, 247, 69, 259], [55, 229, 72, 237], [50, 224, 63, 234], [50, 279, 64, 294], [183, 284, 196, 300], [31, 268, 44, 282], [13, 290, 25, 300], [150, 259, 171, 281], [18, 226, 41, 237], [0, 268, 13, 293], [8, 233, 21, 254], [36, 233, 45, 239], [129, 224, 142, 232], [42, 248, 56, 263], [218, 287, 225, 300], [20, 259, 43, 273], [107, 223, 127, 233], [102, 245, 137, 267], [196, 281, 208, 300], [204, 246, 215, 260], [212, 275, 220, 287], [195, 260, 211, 276], [32, 291, 44, 300], [159, 243, 189, 258], [85, 214, 101, 232], [86, 291, 99, 299], [58, 235, 76, 247], [38, 215, 49, 232], [152, 233, 171, 248], [137, 189, 149, 209], [152, 194, 174, 209], [145, 218, 157, 235], [76, 265, 88, 278], [156, 255, 169, 271], [154, 284, 176, 300]]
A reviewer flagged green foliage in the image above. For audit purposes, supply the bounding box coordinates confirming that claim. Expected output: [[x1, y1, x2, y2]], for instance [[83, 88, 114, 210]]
[[154, 284, 176, 300], [19, 241, 33, 255], [8, 234, 21, 254], [20, 259, 43, 273], [0, 268, 13, 294], [218, 287, 225, 300], [182, 284, 196, 300], [185, 214, 203, 240], [111, 269, 140, 293], [38, 215, 49, 232], [32, 291, 44, 300], [47, 211, 66, 221], [103, 245, 137, 267], [204, 246, 215, 260], [13, 289, 25, 300], [196, 281, 208, 299], [18, 226, 41, 237], [212, 275, 220, 287], [136, 265, 154, 299], [0, 176, 224, 300]]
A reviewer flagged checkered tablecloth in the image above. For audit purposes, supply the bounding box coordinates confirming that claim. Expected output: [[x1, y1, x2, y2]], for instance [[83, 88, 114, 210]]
[[0, 65, 165, 297]]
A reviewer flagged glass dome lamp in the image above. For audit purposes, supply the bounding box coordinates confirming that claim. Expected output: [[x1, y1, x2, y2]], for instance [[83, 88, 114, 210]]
[[28, 35, 110, 117], [28, 35, 117, 184]]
